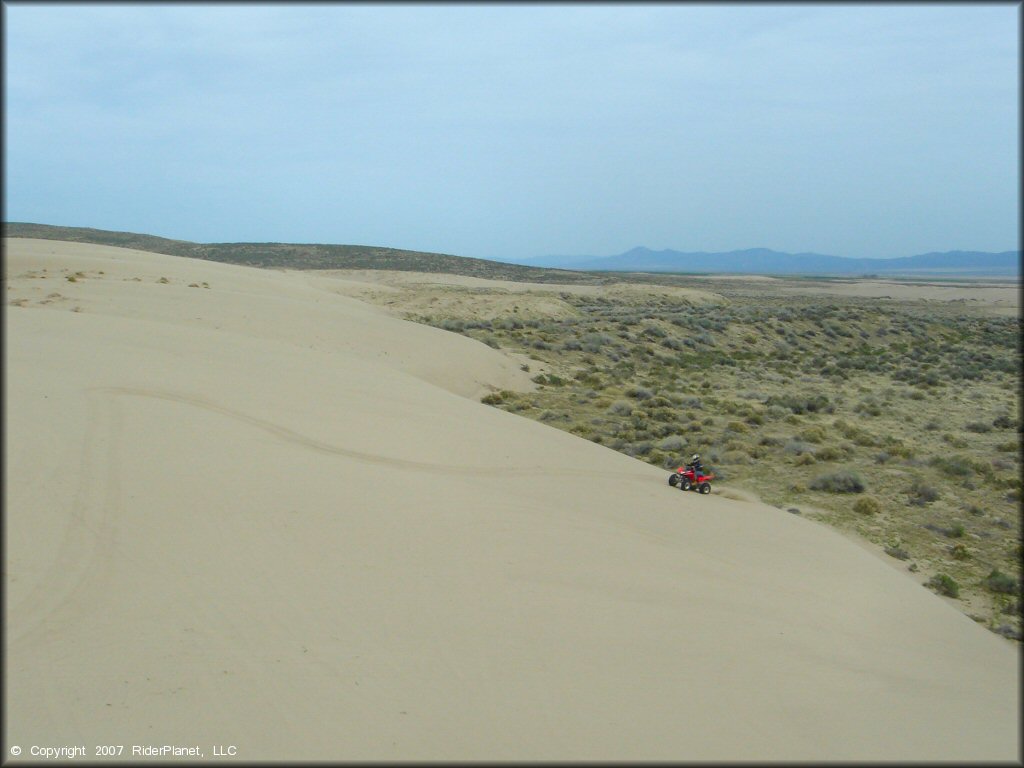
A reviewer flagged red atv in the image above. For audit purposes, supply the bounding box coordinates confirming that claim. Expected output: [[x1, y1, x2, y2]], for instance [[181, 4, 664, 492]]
[[668, 466, 715, 494]]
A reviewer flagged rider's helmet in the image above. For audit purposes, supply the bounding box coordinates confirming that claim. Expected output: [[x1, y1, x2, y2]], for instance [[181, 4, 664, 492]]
[[691, 454, 700, 462]]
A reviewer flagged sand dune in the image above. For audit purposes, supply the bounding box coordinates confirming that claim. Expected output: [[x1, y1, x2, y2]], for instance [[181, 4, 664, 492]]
[[4, 238, 1019, 761]]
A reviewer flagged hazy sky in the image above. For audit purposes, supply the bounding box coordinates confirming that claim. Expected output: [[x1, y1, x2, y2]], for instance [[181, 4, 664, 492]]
[[4, 3, 1019, 261]]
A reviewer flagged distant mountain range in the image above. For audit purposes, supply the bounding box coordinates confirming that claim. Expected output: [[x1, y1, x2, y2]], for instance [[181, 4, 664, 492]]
[[4, 222, 1018, 278], [513, 247, 1020, 276]]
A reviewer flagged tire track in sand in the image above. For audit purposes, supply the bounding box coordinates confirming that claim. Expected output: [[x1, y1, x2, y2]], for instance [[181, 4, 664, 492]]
[[8, 385, 671, 648], [9, 388, 127, 647], [93, 386, 647, 480]]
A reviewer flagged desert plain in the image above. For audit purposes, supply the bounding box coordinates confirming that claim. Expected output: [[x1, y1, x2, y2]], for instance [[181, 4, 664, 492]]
[[4, 237, 1020, 761]]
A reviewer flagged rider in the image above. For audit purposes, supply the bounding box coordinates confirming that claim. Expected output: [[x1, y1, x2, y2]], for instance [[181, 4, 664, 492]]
[[686, 453, 704, 479]]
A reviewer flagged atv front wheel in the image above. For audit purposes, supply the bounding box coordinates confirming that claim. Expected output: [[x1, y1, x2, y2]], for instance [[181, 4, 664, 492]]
[[669, 473, 680, 487], [681, 478, 692, 491]]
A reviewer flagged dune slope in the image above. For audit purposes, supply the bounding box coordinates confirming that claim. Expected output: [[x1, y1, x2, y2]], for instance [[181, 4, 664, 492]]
[[4, 238, 1019, 761]]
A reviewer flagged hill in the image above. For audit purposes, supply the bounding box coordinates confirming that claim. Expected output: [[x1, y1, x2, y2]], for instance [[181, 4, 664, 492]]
[[518, 246, 1020, 276], [1, 222, 593, 283], [5, 237, 1020, 760]]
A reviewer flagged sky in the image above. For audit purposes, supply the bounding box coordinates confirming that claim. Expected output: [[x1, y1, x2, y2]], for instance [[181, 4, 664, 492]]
[[3, 2, 1019, 262]]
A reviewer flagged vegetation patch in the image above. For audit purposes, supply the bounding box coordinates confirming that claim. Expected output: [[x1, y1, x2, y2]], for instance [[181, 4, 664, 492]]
[[809, 470, 865, 494], [927, 574, 961, 599]]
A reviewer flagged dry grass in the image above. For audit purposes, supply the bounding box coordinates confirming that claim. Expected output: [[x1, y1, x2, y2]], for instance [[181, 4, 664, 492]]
[[356, 273, 1021, 640]]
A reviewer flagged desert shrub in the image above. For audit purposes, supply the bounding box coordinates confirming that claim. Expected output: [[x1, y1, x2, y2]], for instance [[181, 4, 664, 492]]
[[721, 449, 752, 465], [582, 332, 614, 352], [950, 543, 970, 560], [766, 393, 831, 415], [992, 414, 1016, 429], [942, 433, 968, 448], [984, 570, 1018, 595], [853, 496, 880, 515], [439, 318, 465, 331], [927, 574, 960, 598], [809, 470, 864, 494], [908, 480, 940, 505], [644, 449, 668, 466], [784, 439, 815, 456], [819, 444, 848, 461], [854, 398, 882, 417], [658, 435, 686, 453], [928, 454, 973, 478], [626, 440, 653, 456], [947, 523, 965, 539], [799, 426, 827, 443], [885, 544, 910, 560], [965, 421, 992, 433], [481, 393, 504, 405], [625, 385, 655, 400], [674, 395, 702, 409], [608, 400, 633, 416]]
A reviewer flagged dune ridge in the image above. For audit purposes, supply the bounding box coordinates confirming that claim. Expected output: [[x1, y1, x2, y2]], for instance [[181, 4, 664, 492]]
[[4, 238, 1019, 761]]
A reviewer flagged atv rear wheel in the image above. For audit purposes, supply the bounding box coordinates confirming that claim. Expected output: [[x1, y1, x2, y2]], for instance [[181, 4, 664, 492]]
[[698, 482, 711, 494]]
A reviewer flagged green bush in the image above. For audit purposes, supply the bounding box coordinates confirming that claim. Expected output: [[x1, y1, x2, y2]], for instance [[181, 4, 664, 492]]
[[885, 545, 910, 560], [908, 480, 940, 505], [992, 413, 1017, 429], [950, 543, 970, 560], [929, 454, 974, 479], [608, 400, 633, 416], [809, 470, 865, 494], [799, 426, 827, 443], [658, 435, 686, 453], [928, 574, 960, 598], [625, 385, 655, 400], [816, 445, 845, 461], [766, 393, 831, 415], [853, 496, 880, 515], [481, 391, 513, 406], [984, 570, 1018, 595]]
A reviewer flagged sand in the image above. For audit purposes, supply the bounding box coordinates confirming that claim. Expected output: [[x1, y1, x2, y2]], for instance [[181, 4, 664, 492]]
[[307, 268, 725, 323], [4, 238, 1020, 761]]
